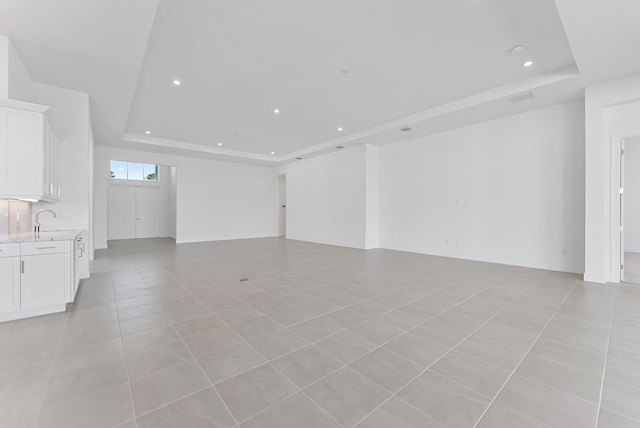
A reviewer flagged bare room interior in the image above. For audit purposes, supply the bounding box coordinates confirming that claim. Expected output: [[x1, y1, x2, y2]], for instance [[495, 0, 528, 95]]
[[1, 1, 640, 427]]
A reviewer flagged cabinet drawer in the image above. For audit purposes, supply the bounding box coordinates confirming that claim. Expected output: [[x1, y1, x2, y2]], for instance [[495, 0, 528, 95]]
[[21, 240, 71, 255], [0, 243, 20, 258]]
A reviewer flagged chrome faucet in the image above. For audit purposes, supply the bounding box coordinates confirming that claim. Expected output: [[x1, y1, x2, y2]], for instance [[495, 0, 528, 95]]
[[34, 209, 56, 233]]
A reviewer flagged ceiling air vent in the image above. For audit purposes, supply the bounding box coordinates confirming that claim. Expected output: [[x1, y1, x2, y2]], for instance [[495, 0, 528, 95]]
[[400, 126, 413, 132], [508, 92, 534, 103]]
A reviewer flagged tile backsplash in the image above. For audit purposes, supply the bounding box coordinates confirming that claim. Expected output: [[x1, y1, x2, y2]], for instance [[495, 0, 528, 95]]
[[0, 200, 32, 236]]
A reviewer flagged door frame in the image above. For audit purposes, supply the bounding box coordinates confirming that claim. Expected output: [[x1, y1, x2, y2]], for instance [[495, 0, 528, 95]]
[[610, 134, 640, 283], [274, 173, 286, 237], [108, 180, 161, 240]]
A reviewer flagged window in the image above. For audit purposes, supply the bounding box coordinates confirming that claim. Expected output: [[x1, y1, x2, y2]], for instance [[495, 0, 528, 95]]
[[110, 160, 158, 181]]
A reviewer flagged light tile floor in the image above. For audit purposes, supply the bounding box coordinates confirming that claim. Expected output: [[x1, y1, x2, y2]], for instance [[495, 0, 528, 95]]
[[1, 238, 639, 428], [624, 252, 640, 285]]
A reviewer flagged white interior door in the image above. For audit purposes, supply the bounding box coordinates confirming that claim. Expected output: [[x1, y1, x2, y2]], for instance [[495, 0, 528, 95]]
[[109, 186, 136, 240], [278, 174, 286, 237], [135, 187, 160, 238]]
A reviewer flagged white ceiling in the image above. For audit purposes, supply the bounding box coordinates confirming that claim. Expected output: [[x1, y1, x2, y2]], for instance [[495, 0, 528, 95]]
[[0, 0, 639, 164]]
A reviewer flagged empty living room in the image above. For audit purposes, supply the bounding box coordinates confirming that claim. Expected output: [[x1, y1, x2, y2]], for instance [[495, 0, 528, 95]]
[[1, 1, 640, 427]]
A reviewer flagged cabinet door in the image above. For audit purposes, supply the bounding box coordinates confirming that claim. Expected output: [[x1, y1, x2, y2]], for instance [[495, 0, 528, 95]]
[[20, 253, 69, 309], [0, 107, 44, 198], [0, 257, 20, 313]]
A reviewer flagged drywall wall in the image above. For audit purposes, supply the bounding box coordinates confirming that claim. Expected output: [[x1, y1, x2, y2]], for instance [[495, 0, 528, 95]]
[[365, 145, 380, 249], [277, 145, 367, 249], [169, 166, 177, 239], [378, 100, 585, 273], [0, 37, 8, 99], [6, 38, 33, 101], [0, 36, 35, 100], [585, 73, 640, 283], [94, 146, 274, 248], [30, 84, 92, 238], [624, 139, 640, 252]]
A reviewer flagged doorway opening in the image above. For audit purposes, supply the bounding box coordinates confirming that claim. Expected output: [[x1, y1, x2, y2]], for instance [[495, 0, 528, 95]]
[[108, 161, 177, 241], [276, 174, 286, 237], [622, 137, 640, 284]]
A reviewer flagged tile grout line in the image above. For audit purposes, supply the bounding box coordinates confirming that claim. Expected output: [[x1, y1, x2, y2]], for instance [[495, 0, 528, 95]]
[[210, 277, 491, 426], [598, 406, 640, 424], [470, 280, 581, 428], [96, 241, 616, 424], [31, 305, 72, 428], [236, 276, 532, 427], [133, 268, 242, 427], [239, 339, 347, 428], [183, 274, 466, 381], [117, 270, 141, 428], [594, 285, 617, 428], [104, 255, 564, 427], [348, 276, 551, 428]]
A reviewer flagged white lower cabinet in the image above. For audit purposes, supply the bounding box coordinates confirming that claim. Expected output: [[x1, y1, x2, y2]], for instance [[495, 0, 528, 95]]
[[0, 241, 72, 320], [20, 252, 69, 310], [0, 256, 21, 313]]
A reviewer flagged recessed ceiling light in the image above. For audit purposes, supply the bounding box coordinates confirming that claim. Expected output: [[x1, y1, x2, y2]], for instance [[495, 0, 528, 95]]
[[337, 127, 343, 132], [145, 130, 151, 135], [271, 151, 275, 155], [510, 45, 524, 55], [340, 67, 351, 75], [523, 60, 533, 67], [173, 79, 181, 85], [273, 108, 280, 114], [217, 142, 222, 146]]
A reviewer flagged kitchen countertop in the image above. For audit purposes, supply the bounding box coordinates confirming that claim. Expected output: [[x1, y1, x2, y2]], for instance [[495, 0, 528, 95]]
[[0, 229, 84, 243]]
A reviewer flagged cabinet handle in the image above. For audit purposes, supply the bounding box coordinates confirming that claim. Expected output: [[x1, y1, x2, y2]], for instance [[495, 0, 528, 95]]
[[37, 246, 56, 250], [21, 261, 24, 274]]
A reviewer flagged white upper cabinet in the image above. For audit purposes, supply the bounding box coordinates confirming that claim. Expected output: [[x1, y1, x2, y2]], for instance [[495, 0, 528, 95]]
[[0, 99, 60, 202]]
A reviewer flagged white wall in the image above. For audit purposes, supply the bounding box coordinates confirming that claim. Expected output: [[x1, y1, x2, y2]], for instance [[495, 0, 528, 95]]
[[94, 146, 274, 248], [6, 39, 33, 101], [585, 73, 640, 283], [365, 145, 380, 249], [624, 139, 640, 252], [277, 145, 368, 249], [169, 166, 177, 239], [378, 101, 585, 273], [0, 37, 8, 99], [30, 84, 92, 235]]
